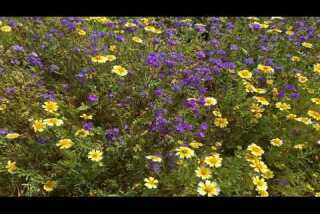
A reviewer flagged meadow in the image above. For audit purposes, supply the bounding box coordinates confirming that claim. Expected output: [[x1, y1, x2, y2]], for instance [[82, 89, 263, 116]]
[[0, 17, 320, 197]]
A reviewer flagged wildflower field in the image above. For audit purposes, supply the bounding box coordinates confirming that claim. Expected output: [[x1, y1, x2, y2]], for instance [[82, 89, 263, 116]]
[[0, 17, 320, 197]]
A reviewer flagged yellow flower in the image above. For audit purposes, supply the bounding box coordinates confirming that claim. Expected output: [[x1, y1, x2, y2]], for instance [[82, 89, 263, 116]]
[[294, 144, 304, 150], [308, 110, 320, 121], [204, 153, 222, 168], [75, 129, 90, 138], [109, 45, 117, 52], [266, 79, 273, 85], [255, 88, 267, 94], [132, 36, 143, 43], [315, 192, 320, 197], [197, 180, 220, 197], [313, 123, 320, 131], [6, 160, 17, 174], [204, 97, 217, 106], [42, 101, 58, 113], [291, 56, 301, 62], [112, 65, 128, 77], [249, 159, 269, 174], [302, 42, 313, 48], [146, 155, 162, 163], [195, 167, 212, 180], [144, 177, 158, 189], [286, 30, 294, 36], [80, 113, 93, 120], [313, 64, 320, 75], [176, 146, 195, 159], [105, 55, 117, 62], [56, 139, 74, 150], [258, 189, 269, 197], [214, 117, 228, 128], [238, 70, 252, 79], [247, 143, 264, 157], [311, 98, 320, 105], [91, 55, 109, 63], [243, 81, 257, 93], [297, 75, 308, 83], [76, 28, 86, 36], [252, 176, 268, 191], [190, 141, 203, 149], [286, 113, 297, 120], [144, 26, 162, 34], [140, 18, 150, 25], [43, 180, 57, 192], [254, 96, 269, 106], [257, 64, 274, 74], [262, 169, 274, 179], [250, 103, 264, 114], [5, 133, 20, 139], [88, 149, 103, 162], [44, 118, 64, 127], [124, 22, 137, 28], [275, 102, 291, 111], [212, 110, 222, 117], [270, 138, 283, 147], [0, 25, 12, 32], [32, 120, 46, 132], [295, 117, 312, 125]]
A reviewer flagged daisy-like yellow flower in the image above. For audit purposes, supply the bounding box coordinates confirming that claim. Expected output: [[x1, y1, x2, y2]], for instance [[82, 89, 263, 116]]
[[258, 189, 269, 197], [91, 55, 108, 63], [311, 98, 320, 105], [214, 117, 228, 128], [204, 97, 217, 106], [5, 133, 20, 139], [0, 25, 12, 32], [286, 30, 294, 36], [132, 36, 143, 43], [294, 144, 305, 150], [43, 180, 57, 192], [176, 146, 195, 159], [44, 118, 64, 127], [291, 56, 301, 62], [144, 26, 162, 34], [313, 64, 320, 75], [302, 42, 312, 48], [297, 75, 308, 83], [197, 180, 220, 197], [249, 159, 269, 174], [112, 65, 128, 77], [88, 149, 103, 162], [190, 140, 203, 149], [212, 110, 222, 117], [105, 55, 117, 62], [146, 155, 162, 163], [286, 113, 297, 120], [247, 143, 264, 157], [109, 45, 117, 52], [254, 96, 269, 106], [204, 153, 222, 168], [308, 110, 320, 121], [56, 139, 74, 150], [243, 81, 257, 93], [195, 167, 212, 180], [315, 192, 320, 197], [295, 117, 312, 125], [238, 70, 252, 79], [255, 88, 267, 94], [250, 103, 265, 114], [32, 119, 46, 132], [275, 102, 291, 111], [144, 177, 158, 189], [80, 113, 93, 120], [42, 101, 58, 113], [252, 176, 268, 192], [6, 160, 17, 174], [124, 22, 137, 28], [257, 64, 274, 74], [76, 28, 86, 36], [75, 129, 90, 138], [270, 138, 283, 147], [262, 169, 274, 180], [140, 18, 150, 25]]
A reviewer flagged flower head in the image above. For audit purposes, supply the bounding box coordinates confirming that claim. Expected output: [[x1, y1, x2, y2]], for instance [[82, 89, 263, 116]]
[[247, 143, 264, 157], [195, 167, 212, 180], [197, 180, 220, 197], [112, 65, 128, 76], [204, 153, 223, 168], [176, 146, 195, 159], [5, 133, 20, 139], [6, 160, 17, 174], [88, 149, 103, 162], [43, 180, 57, 192], [144, 177, 158, 189], [270, 138, 283, 147], [42, 101, 58, 113], [238, 70, 252, 79], [56, 139, 74, 149]]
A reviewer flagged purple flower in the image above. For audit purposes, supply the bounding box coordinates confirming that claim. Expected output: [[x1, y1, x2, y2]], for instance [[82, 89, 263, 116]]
[[209, 39, 220, 48], [37, 136, 49, 145], [152, 37, 161, 45], [154, 88, 163, 97], [146, 53, 161, 68], [0, 128, 8, 135], [27, 52, 43, 67], [149, 162, 161, 174], [199, 122, 208, 131], [196, 51, 206, 60], [87, 94, 98, 102], [278, 90, 285, 98], [286, 84, 296, 91], [106, 128, 120, 142], [243, 58, 254, 66], [290, 92, 300, 99], [83, 122, 94, 131], [115, 35, 125, 42], [194, 131, 205, 139], [175, 117, 193, 133], [5, 87, 16, 96], [12, 45, 24, 52], [230, 44, 239, 51]]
